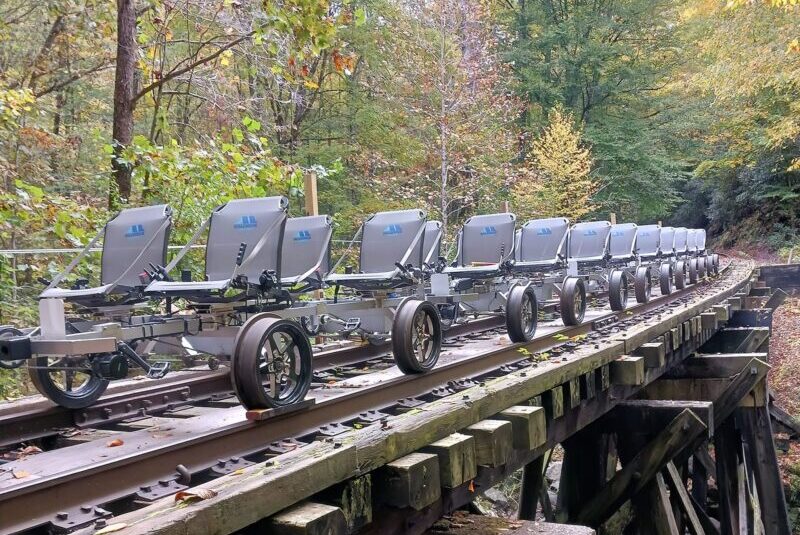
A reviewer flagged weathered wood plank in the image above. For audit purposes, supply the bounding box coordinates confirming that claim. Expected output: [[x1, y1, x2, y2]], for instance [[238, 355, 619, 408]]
[[517, 455, 545, 521], [663, 461, 705, 535], [575, 409, 708, 525], [463, 420, 512, 467], [421, 433, 476, 489], [610, 356, 645, 386], [634, 341, 666, 368], [316, 475, 372, 532], [267, 502, 347, 535], [497, 406, 546, 451], [377, 452, 441, 510], [665, 353, 767, 379]]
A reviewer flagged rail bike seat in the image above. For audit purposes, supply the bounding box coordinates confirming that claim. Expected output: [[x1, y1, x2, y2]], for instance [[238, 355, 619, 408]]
[[659, 227, 676, 257], [423, 221, 443, 266], [567, 221, 612, 266], [145, 197, 288, 300], [444, 213, 516, 279], [635, 225, 661, 260], [686, 229, 699, 255], [674, 227, 689, 256], [608, 223, 638, 264], [325, 209, 428, 291], [695, 228, 707, 253], [513, 217, 569, 273], [39, 204, 172, 307], [280, 215, 333, 289]]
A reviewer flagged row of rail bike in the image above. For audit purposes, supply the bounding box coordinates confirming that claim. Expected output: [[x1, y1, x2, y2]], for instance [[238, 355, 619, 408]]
[[0, 198, 719, 411]]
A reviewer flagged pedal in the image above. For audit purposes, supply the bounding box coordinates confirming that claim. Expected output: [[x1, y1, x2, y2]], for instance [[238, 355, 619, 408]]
[[147, 361, 171, 379], [343, 318, 361, 333]]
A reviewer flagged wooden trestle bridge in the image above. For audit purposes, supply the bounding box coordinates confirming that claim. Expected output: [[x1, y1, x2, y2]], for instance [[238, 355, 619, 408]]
[[1, 261, 798, 535]]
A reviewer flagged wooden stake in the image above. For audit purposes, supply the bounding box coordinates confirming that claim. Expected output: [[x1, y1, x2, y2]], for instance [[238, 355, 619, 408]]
[[304, 171, 319, 216]]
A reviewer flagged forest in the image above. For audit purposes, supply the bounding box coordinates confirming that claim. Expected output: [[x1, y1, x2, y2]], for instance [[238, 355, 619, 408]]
[[0, 0, 798, 327]]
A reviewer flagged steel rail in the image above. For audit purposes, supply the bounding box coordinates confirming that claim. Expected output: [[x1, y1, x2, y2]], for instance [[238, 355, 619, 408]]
[[0, 264, 738, 534], [0, 317, 503, 448]]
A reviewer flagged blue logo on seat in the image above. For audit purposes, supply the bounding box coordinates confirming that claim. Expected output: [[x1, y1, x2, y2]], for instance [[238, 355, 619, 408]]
[[234, 215, 257, 230], [481, 226, 497, 236], [294, 230, 311, 241], [124, 224, 145, 238], [383, 224, 403, 235], [536, 227, 552, 236], [611, 230, 624, 237], [640, 232, 650, 237], [583, 229, 598, 237]]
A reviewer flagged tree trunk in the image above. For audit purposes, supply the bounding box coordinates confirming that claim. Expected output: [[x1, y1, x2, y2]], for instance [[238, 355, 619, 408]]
[[110, 0, 137, 208]]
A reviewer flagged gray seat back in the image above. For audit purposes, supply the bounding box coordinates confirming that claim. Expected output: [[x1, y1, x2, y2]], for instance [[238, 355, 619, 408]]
[[102, 204, 172, 287], [696, 229, 707, 251], [515, 217, 569, 263], [205, 197, 288, 282], [635, 225, 661, 257], [456, 213, 516, 266], [360, 209, 427, 273], [568, 221, 611, 261], [281, 215, 332, 280], [609, 223, 638, 260], [660, 227, 676, 255], [687, 229, 698, 253], [674, 227, 689, 254], [423, 221, 443, 264]]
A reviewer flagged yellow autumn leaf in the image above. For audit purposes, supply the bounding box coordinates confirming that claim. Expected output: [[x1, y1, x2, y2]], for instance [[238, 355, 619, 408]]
[[220, 50, 233, 67]]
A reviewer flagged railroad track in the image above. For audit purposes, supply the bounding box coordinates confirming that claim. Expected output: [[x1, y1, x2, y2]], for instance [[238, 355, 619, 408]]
[[0, 264, 740, 534]]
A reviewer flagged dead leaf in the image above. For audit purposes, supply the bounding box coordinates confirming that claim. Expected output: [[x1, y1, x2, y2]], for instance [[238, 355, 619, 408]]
[[106, 438, 124, 447], [95, 523, 128, 534], [174, 488, 218, 503], [12, 470, 30, 479], [468, 480, 475, 492], [230, 469, 245, 476], [19, 445, 42, 456]]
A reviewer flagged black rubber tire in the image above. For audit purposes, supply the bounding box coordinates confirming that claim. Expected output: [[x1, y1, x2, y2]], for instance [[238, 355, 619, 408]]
[[634, 266, 652, 304], [659, 263, 673, 296], [609, 270, 629, 311], [29, 356, 109, 409], [392, 299, 442, 374], [675, 261, 687, 289], [688, 258, 699, 284], [231, 315, 313, 410], [560, 277, 587, 326], [506, 285, 538, 343], [712, 254, 720, 274], [697, 255, 707, 278], [705, 255, 714, 276], [0, 326, 25, 369]]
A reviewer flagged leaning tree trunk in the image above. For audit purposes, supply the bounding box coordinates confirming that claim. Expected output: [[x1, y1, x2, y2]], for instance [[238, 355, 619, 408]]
[[110, 0, 137, 208]]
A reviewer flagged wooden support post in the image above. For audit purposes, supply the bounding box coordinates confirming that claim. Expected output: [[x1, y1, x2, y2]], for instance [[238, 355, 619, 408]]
[[541, 386, 564, 419], [610, 212, 617, 225], [421, 433, 477, 489], [690, 448, 710, 516], [518, 454, 546, 521], [579, 372, 596, 400], [497, 406, 546, 451], [663, 462, 705, 535], [267, 502, 348, 535], [564, 377, 581, 409], [713, 304, 731, 322], [713, 418, 741, 534], [611, 356, 645, 386], [304, 171, 319, 216], [377, 452, 441, 510], [598, 364, 611, 391], [634, 341, 666, 368], [738, 404, 791, 534], [557, 426, 613, 522], [463, 420, 512, 467], [635, 474, 680, 535], [316, 475, 372, 532], [575, 409, 707, 526], [700, 311, 717, 331]]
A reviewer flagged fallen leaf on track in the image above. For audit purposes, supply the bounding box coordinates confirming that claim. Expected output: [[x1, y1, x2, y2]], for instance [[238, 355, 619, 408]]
[[12, 470, 29, 479], [95, 523, 128, 534], [106, 439, 124, 447], [174, 488, 217, 503]]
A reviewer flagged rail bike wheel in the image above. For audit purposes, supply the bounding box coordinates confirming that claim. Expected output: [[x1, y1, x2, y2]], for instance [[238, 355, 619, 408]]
[[697, 255, 707, 278], [506, 285, 538, 343], [659, 263, 673, 296], [231, 315, 313, 410], [392, 299, 442, 374], [688, 258, 699, 284], [712, 254, 720, 275], [705, 255, 715, 277], [675, 261, 688, 290], [560, 277, 587, 326], [29, 355, 109, 409], [634, 266, 652, 304], [0, 326, 25, 369], [608, 270, 629, 312]]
